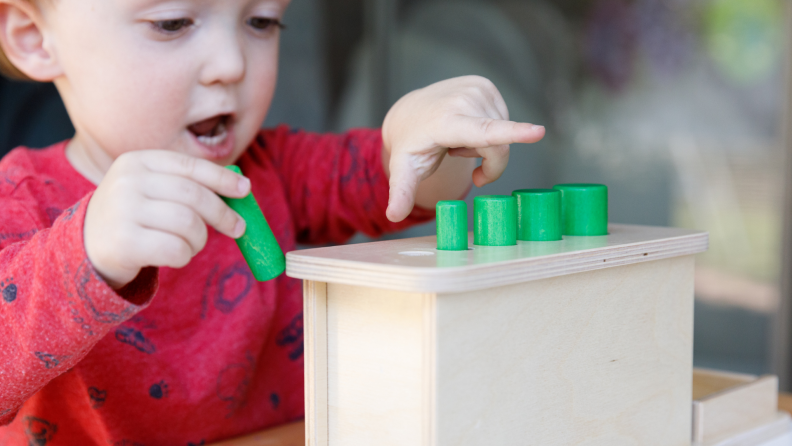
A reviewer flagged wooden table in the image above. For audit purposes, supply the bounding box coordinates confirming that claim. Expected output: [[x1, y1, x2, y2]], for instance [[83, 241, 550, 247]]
[[204, 387, 791, 445], [208, 422, 305, 446], [780, 393, 792, 414]]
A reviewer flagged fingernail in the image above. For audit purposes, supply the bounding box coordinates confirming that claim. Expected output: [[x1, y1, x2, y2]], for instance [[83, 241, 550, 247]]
[[238, 177, 251, 195], [234, 219, 247, 238], [533, 125, 545, 131]]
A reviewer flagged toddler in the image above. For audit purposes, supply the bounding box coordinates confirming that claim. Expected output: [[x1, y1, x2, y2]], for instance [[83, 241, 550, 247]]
[[0, 0, 545, 444]]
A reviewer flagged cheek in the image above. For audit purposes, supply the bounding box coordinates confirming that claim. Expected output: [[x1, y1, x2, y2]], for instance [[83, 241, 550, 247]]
[[82, 61, 192, 153], [236, 49, 279, 144], [59, 29, 193, 154]]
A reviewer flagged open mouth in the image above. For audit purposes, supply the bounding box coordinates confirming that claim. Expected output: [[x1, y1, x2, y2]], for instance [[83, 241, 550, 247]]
[[188, 114, 232, 147]]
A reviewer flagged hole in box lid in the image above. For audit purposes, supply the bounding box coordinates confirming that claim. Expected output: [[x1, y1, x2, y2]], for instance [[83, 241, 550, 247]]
[[399, 251, 435, 257]]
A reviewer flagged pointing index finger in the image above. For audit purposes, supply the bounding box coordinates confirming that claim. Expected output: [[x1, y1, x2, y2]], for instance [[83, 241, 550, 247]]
[[439, 116, 545, 149]]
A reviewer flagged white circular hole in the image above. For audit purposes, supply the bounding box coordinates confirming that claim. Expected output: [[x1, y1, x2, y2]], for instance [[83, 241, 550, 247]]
[[399, 251, 435, 257]]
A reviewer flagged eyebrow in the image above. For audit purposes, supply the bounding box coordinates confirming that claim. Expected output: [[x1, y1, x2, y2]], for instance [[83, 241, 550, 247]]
[[125, 0, 290, 8], [121, 0, 290, 21]]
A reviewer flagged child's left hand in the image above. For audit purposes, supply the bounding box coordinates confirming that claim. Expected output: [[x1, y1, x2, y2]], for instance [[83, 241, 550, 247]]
[[382, 75, 546, 222]]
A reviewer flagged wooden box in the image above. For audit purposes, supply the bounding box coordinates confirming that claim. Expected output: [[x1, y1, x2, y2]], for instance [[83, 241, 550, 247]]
[[286, 224, 708, 446], [692, 368, 789, 445]]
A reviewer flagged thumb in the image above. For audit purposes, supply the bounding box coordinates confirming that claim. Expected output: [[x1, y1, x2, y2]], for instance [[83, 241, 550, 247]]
[[386, 152, 423, 222]]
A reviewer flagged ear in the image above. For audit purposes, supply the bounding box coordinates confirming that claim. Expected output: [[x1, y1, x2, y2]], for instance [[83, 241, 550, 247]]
[[0, 1, 62, 81]]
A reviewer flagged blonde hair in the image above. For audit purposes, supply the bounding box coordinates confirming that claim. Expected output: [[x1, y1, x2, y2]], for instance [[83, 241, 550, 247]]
[[0, 0, 35, 81]]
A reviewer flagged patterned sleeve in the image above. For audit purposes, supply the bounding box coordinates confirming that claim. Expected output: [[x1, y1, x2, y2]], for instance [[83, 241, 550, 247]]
[[259, 126, 435, 245], [0, 194, 158, 425]]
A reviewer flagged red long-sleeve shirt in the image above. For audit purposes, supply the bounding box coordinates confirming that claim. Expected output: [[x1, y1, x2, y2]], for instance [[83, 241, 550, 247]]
[[0, 127, 433, 445]]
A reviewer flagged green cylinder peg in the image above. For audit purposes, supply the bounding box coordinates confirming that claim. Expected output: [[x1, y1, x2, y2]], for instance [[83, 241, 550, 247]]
[[512, 189, 562, 241], [474, 195, 517, 246], [552, 183, 608, 236], [436, 201, 468, 251], [222, 165, 286, 281]]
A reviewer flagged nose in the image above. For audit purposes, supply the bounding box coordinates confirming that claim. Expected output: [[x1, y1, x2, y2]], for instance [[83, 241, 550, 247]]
[[199, 24, 246, 86]]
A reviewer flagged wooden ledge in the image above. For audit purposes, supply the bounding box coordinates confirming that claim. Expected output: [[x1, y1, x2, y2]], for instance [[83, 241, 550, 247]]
[[286, 224, 708, 293]]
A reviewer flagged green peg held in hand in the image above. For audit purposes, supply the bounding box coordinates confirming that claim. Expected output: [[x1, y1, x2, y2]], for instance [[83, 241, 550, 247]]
[[222, 165, 285, 281]]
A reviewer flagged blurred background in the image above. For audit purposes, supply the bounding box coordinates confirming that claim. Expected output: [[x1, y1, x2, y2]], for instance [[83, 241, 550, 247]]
[[2, 0, 792, 386]]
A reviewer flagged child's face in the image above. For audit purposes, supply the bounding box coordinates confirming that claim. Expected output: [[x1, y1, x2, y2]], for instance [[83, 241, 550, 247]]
[[47, 0, 289, 164]]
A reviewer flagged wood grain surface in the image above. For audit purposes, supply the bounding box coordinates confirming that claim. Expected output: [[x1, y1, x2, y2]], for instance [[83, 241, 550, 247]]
[[326, 284, 435, 446], [304, 281, 328, 446], [298, 224, 706, 445], [433, 256, 695, 446], [306, 257, 695, 445], [692, 369, 779, 443], [286, 224, 708, 293], [209, 421, 304, 446], [693, 368, 759, 400], [198, 388, 792, 446]]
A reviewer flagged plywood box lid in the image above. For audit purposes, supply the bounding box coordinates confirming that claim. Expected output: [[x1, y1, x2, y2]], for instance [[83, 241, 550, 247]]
[[286, 224, 708, 293]]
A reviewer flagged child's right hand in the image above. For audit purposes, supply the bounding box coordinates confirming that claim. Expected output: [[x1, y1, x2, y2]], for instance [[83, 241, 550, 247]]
[[84, 151, 250, 289]]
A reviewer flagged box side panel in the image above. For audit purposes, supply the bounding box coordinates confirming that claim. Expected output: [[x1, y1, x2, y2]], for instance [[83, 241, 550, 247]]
[[327, 284, 435, 446], [694, 375, 779, 443], [435, 256, 695, 446], [304, 281, 328, 446]]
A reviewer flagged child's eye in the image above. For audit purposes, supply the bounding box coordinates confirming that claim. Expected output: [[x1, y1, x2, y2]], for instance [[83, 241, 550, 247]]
[[247, 17, 285, 32], [152, 18, 194, 34]]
